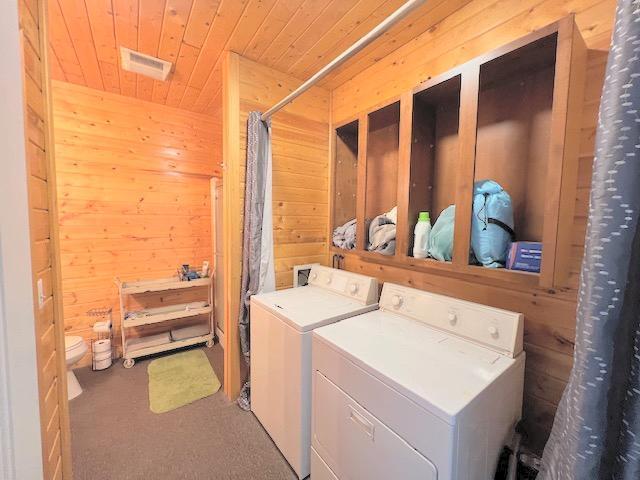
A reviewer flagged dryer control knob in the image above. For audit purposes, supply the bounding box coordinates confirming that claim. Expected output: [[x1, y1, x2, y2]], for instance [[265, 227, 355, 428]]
[[448, 312, 457, 325], [488, 326, 499, 337], [349, 283, 359, 294], [391, 295, 403, 308], [310, 273, 318, 281], [325, 276, 332, 285]]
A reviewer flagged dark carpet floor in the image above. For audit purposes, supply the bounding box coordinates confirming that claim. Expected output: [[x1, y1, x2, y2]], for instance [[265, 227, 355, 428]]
[[69, 345, 296, 480]]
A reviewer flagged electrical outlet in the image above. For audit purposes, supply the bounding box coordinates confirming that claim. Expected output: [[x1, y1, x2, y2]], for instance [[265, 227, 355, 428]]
[[37, 278, 45, 308]]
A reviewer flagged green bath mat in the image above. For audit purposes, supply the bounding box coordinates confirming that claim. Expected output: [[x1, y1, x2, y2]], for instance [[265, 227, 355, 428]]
[[148, 350, 221, 414]]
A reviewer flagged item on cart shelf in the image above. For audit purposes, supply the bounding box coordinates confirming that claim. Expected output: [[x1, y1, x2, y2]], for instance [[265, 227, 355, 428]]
[[179, 264, 202, 281], [126, 332, 171, 352], [170, 323, 211, 342]]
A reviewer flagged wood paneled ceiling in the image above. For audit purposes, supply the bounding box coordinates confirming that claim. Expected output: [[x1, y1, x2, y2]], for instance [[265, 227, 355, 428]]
[[47, 0, 470, 114]]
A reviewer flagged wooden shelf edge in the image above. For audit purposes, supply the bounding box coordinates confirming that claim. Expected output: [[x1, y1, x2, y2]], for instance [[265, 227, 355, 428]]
[[120, 276, 211, 294], [124, 304, 212, 328], [124, 333, 214, 360], [331, 248, 573, 299]]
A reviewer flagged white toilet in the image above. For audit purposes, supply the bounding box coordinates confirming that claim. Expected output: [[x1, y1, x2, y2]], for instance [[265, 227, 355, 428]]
[[65, 335, 88, 400]]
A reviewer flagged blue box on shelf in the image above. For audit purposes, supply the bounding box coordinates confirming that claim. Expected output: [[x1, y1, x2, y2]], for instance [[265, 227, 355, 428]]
[[506, 242, 542, 273]]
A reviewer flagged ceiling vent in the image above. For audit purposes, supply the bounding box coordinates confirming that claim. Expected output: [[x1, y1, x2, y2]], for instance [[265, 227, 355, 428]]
[[120, 47, 172, 81]]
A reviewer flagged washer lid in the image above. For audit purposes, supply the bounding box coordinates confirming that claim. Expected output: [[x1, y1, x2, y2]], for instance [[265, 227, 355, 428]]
[[313, 310, 522, 424], [65, 335, 84, 351], [252, 286, 378, 333]]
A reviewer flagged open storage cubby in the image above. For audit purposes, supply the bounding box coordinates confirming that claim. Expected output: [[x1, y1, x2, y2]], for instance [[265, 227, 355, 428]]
[[473, 34, 557, 246], [331, 16, 586, 289], [406, 75, 461, 258], [332, 120, 359, 250], [364, 101, 400, 255], [463, 23, 585, 288]]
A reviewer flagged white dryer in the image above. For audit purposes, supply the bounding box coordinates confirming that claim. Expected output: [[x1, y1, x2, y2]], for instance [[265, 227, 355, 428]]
[[250, 265, 379, 479], [311, 282, 525, 480]]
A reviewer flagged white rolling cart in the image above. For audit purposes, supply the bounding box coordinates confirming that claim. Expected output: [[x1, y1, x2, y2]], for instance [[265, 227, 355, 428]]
[[115, 276, 215, 368]]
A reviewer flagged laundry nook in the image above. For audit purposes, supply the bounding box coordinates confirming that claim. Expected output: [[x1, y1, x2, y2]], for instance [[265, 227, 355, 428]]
[[1, 1, 636, 480]]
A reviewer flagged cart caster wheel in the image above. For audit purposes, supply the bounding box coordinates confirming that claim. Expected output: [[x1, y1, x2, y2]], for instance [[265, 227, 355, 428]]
[[206, 339, 215, 348], [123, 358, 135, 369]]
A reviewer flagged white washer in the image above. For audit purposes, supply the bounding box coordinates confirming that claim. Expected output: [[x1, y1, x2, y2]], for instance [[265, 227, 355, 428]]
[[311, 282, 525, 480], [250, 265, 379, 479]]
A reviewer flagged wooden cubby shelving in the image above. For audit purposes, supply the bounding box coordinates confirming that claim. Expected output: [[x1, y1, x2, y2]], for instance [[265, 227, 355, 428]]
[[406, 74, 461, 259], [362, 101, 401, 255], [332, 120, 359, 235], [330, 16, 586, 290]]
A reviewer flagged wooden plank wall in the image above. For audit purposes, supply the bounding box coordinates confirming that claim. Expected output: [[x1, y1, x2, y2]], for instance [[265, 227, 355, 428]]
[[238, 56, 330, 290], [52, 81, 220, 366], [18, 1, 71, 478], [330, 0, 615, 452], [222, 53, 330, 398]]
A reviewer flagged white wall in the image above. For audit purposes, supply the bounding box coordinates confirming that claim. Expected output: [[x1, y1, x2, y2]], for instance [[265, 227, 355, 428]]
[[0, 1, 45, 479]]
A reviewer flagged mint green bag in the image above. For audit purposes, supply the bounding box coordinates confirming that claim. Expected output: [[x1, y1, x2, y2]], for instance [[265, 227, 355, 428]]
[[428, 205, 455, 262]]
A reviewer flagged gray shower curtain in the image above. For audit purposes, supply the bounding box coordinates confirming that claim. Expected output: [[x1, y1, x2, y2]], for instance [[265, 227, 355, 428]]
[[237, 112, 275, 411], [540, 2, 640, 478]]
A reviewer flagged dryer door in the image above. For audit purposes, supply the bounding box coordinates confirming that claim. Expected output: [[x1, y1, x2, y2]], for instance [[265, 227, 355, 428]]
[[311, 447, 339, 480], [313, 372, 438, 480]]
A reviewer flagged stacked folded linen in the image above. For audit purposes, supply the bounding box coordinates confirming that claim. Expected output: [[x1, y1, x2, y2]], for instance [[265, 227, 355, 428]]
[[126, 332, 171, 352], [170, 323, 211, 341]]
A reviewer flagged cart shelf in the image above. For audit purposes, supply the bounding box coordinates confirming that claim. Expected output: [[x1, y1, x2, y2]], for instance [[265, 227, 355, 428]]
[[125, 333, 214, 360], [123, 301, 212, 328], [120, 276, 211, 295]]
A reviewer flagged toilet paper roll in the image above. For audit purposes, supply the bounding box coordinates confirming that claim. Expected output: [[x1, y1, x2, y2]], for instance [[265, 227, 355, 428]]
[[93, 350, 112, 362], [93, 357, 112, 371], [93, 339, 111, 353]]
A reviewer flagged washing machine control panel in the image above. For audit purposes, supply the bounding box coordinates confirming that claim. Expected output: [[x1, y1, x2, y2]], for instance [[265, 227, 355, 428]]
[[308, 265, 379, 305], [379, 283, 523, 358]]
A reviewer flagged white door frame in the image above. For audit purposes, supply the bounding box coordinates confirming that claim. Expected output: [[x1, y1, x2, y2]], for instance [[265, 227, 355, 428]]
[[211, 177, 225, 346], [0, 2, 45, 479]]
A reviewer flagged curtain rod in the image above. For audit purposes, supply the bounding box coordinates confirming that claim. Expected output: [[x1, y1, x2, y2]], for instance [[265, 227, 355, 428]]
[[260, 0, 428, 121]]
